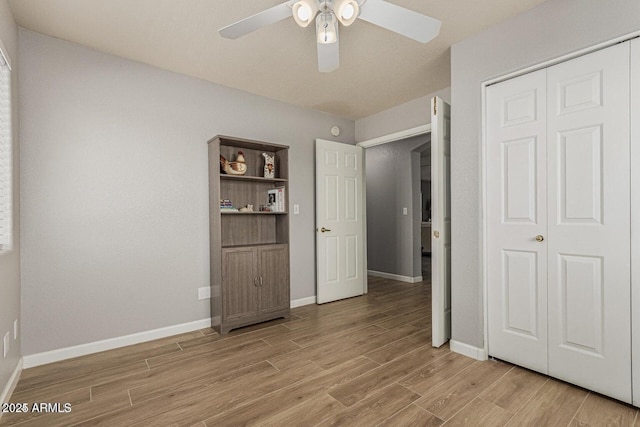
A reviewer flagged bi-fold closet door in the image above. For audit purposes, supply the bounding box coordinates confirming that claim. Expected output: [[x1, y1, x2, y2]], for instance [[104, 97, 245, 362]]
[[487, 40, 633, 403]]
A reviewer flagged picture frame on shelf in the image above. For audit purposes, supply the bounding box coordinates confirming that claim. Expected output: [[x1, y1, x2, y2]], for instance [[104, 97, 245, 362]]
[[267, 187, 285, 212]]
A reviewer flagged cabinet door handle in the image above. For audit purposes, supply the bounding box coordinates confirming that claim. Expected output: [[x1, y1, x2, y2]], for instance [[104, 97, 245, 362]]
[[259, 276, 264, 287], [254, 277, 259, 287]]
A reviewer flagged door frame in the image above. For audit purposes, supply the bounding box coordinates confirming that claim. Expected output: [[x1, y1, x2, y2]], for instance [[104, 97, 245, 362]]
[[357, 125, 431, 149], [480, 30, 640, 361], [356, 124, 431, 304]]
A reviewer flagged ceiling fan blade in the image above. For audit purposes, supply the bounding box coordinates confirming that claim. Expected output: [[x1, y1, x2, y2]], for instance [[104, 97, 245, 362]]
[[219, 2, 293, 39], [318, 41, 340, 73], [358, 0, 441, 44]]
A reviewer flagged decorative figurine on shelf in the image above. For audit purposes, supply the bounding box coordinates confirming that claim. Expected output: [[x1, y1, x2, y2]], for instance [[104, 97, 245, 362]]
[[220, 151, 247, 175], [238, 204, 254, 212], [262, 152, 275, 178]]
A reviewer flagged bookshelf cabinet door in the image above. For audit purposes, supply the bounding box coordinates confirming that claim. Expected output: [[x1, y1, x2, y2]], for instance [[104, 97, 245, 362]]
[[221, 247, 259, 322], [258, 245, 290, 314]]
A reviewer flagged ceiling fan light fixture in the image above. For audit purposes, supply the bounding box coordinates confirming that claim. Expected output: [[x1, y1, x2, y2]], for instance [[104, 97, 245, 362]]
[[292, 0, 318, 27], [316, 11, 338, 44], [334, 0, 359, 26]]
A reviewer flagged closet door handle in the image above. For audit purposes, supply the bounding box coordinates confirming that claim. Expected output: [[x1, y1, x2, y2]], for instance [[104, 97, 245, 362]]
[[254, 277, 259, 287], [535, 235, 544, 242], [259, 276, 264, 287]]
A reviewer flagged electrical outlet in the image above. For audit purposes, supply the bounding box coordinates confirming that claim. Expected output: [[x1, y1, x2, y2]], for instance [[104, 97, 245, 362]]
[[293, 204, 300, 215], [402, 207, 408, 216], [3, 332, 9, 358], [13, 319, 17, 340], [198, 287, 211, 300]]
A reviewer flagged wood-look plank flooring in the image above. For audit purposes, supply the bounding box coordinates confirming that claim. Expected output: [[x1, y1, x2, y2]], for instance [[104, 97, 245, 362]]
[[2, 275, 637, 426]]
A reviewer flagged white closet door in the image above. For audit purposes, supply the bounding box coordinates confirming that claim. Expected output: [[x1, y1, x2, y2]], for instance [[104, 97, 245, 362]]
[[487, 69, 548, 373], [488, 41, 633, 404], [632, 37, 640, 408], [546, 43, 631, 403]]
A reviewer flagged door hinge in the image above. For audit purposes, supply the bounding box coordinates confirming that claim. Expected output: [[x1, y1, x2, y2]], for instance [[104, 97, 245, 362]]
[[433, 100, 437, 116]]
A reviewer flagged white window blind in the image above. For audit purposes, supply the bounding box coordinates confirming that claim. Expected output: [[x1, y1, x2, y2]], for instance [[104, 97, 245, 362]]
[[0, 55, 11, 250]]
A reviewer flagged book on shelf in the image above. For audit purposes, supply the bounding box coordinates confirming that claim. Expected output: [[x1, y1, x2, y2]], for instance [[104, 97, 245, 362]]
[[267, 187, 286, 212], [220, 199, 239, 212]]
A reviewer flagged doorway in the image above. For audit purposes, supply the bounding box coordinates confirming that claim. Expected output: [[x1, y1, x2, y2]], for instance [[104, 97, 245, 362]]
[[363, 133, 431, 283]]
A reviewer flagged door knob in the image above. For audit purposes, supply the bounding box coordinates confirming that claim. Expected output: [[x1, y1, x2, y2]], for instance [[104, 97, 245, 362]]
[[433, 230, 440, 238], [535, 235, 544, 242], [320, 227, 332, 233]]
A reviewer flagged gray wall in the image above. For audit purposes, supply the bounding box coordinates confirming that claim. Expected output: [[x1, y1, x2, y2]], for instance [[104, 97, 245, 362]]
[[365, 135, 428, 278], [355, 87, 450, 142], [450, 0, 640, 348], [19, 29, 355, 356], [0, 0, 20, 402]]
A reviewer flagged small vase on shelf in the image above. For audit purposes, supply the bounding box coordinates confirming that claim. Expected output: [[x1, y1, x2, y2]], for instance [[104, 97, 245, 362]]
[[263, 152, 275, 178]]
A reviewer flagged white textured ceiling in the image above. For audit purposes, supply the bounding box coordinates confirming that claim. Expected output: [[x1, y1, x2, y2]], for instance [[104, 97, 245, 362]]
[[8, 0, 548, 119]]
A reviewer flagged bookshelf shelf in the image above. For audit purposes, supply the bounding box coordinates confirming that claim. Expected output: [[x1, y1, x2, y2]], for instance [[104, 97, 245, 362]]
[[220, 211, 287, 215], [220, 174, 287, 183]]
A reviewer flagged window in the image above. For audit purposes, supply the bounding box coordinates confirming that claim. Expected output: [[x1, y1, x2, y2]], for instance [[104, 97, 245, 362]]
[[0, 47, 11, 251]]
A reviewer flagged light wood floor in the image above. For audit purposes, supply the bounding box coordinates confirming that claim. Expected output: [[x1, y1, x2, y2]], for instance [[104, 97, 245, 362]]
[[2, 276, 637, 426]]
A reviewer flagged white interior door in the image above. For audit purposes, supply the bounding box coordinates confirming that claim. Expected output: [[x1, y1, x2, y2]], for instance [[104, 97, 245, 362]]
[[487, 41, 632, 404], [486, 69, 549, 373], [431, 96, 452, 347], [632, 37, 640, 408], [546, 42, 630, 403], [316, 139, 365, 304]]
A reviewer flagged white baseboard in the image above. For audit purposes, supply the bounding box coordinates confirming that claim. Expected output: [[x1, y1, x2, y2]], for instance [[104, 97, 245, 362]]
[[23, 318, 211, 369], [368, 270, 423, 283], [450, 339, 488, 361], [22, 297, 325, 369], [0, 358, 22, 412], [291, 296, 316, 308]]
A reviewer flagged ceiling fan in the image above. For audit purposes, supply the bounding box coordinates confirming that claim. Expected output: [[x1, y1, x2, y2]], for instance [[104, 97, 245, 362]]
[[219, 0, 441, 73]]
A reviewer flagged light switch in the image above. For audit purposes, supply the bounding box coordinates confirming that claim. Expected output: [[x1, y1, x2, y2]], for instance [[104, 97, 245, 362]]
[[402, 207, 408, 216], [293, 204, 300, 215]]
